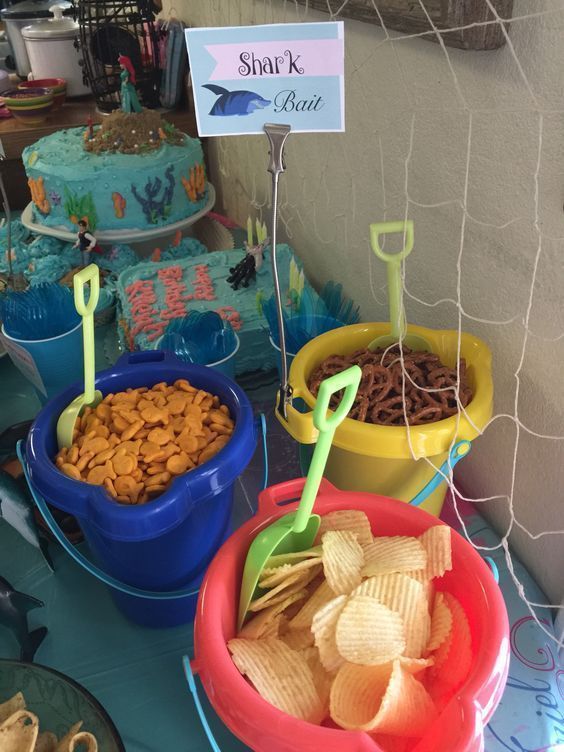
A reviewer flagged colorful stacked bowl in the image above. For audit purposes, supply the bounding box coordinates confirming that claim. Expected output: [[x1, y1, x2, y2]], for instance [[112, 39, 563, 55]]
[[19, 78, 67, 109], [1, 87, 54, 124]]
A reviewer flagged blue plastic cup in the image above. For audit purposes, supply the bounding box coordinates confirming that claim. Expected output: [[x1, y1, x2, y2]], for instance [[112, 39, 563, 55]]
[[208, 332, 240, 379], [0, 322, 83, 405]]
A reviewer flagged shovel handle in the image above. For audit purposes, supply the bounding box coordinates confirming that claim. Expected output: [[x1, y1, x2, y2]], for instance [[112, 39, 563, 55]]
[[369, 220, 414, 263], [73, 264, 99, 404], [370, 220, 414, 341], [293, 366, 361, 532], [73, 263, 100, 316]]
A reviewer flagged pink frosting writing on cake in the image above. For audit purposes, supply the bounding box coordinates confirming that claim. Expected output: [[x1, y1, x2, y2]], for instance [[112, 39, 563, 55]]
[[125, 265, 244, 346], [126, 278, 167, 342], [158, 265, 191, 321], [192, 264, 216, 302], [216, 305, 242, 332]]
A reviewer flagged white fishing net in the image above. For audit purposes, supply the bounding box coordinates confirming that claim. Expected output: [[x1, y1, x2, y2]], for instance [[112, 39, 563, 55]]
[[166, 0, 564, 648]]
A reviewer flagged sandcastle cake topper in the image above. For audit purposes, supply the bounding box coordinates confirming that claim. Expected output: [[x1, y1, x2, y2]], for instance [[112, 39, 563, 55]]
[[227, 217, 269, 290]]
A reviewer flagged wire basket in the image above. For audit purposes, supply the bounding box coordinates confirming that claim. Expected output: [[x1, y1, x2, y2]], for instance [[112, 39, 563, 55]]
[[76, 0, 162, 114]]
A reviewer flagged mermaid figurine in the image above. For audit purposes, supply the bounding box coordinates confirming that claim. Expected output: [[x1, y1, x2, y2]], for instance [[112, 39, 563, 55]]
[[118, 54, 142, 113]]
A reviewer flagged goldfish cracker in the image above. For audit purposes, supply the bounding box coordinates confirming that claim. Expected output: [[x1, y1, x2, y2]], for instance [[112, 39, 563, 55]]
[[104, 477, 117, 497], [54, 380, 235, 504], [121, 420, 145, 441], [114, 475, 137, 496], [113, 453, 137, 476], [76, 452, 94, 472], [62, 463, 81, 480]]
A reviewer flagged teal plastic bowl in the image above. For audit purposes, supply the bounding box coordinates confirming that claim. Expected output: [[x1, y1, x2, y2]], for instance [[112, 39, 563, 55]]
[[0, 659, 124, 750]]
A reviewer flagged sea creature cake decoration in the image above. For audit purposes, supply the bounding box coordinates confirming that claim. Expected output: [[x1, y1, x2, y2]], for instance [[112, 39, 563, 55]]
[[227, 217, 268, 290]]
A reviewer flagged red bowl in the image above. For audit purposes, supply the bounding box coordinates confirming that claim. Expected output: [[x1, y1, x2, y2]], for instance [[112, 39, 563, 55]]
[[19, 78, 66, 109], [193, 477, 510, 752]]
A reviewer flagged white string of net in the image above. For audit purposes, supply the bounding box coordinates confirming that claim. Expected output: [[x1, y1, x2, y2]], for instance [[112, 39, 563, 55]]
[[176, 0, 564, 650]]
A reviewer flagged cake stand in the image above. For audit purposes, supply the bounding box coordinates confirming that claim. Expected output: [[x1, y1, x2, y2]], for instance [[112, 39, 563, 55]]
[[21, 184, 216, 245]]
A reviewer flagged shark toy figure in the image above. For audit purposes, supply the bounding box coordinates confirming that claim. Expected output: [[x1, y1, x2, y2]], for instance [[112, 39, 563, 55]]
[[0, 576, 47, 661], [202, 84, 271, 116], [0, 467, 52, 570]]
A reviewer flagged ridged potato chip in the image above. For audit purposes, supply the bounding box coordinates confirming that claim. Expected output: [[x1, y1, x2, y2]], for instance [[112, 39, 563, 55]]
[[330, 661, 391, 730], [0, 693, 25, 724], [280, 627, 315, 651], [352, 573, 428, 657], [228, 638, 324, 723], [362, 537, 427, 577], [322, 530, 364, 594], [249, 572, 308, 612], [239, 591, 307, 639], [300, 646, 333, 715], [419, 526, 452, 579], [335, 595, 406, 665], [266, 546, 322, 568], [426, 592, 453, 652], [330, 660, 437, 735], [316, 510, 373, 548], [288, 580, 336, 630], [398, 656, 434, 674], [259, 557, 323, 589], [427, 593, 472, 699], [311, 594, 348, 672], [0, 710, 39, 752], [403, 568, 434, 603], [249, 587, 309, 613]]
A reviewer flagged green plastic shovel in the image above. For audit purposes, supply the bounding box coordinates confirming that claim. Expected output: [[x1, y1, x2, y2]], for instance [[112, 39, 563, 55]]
[[56, 264, 103, 449], [238, 364, 362, 630], [368, 220, 431, 352]]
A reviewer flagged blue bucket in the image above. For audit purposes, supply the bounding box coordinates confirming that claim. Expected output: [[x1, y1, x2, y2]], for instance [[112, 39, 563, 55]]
[[24, 350, 257, 628]]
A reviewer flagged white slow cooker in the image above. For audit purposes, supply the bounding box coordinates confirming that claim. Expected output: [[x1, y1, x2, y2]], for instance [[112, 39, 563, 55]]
[[0, 0, 73, 78], [22, 4, 90, 97]]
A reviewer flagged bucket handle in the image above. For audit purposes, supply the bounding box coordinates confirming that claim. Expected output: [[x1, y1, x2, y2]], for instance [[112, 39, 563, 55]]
[[182, 656, 222, 752], [409, 441, 471, 508], [115, 349, 183, 367], [258, 475, 337, 514], [18, 442, 201, 600], [16, 413, 269, 601]]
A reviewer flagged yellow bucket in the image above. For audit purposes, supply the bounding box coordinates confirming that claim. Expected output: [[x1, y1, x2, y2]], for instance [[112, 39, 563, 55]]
[[278, 323, 493, 516]]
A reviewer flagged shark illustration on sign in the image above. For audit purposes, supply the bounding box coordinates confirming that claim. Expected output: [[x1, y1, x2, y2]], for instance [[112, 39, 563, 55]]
[[202, 84, 271, 116]]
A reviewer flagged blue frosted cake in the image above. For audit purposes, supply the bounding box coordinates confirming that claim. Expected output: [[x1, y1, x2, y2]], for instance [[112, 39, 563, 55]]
[[22, 110, 208, 233], [116, 245, 316, 375]]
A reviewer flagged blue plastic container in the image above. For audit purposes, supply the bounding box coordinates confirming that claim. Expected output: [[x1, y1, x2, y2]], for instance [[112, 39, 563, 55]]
[[207, 332, 240, 379], [1, 321, 83, 405], [24, 350, 257, 628]]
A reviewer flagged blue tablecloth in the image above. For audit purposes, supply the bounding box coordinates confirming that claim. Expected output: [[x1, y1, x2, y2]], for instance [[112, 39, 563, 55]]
[[1, 347, 562, 752]]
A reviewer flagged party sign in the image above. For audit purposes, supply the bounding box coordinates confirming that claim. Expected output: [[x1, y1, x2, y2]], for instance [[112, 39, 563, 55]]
[[185, 22, 344, 137]]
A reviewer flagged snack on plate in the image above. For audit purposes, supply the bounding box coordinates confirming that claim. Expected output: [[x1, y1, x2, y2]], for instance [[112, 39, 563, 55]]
[[307, 346, 473, 426], [229, 511, 473, 748], [0, 692, 97, 751], [54, 379, 234, 504]]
